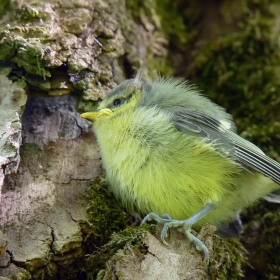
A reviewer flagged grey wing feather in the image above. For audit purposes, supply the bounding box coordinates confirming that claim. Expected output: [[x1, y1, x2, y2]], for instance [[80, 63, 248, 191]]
[[264, 189, 280, 203], [172, 110, 280, 186]]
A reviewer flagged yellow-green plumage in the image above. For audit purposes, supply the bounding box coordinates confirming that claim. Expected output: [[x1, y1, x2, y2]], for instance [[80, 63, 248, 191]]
[[93, 91, 277, 226], [81, 74, 280, 257]]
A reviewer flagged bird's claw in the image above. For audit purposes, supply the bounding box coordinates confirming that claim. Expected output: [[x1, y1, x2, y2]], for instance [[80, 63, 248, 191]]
[[161, 223, 170, 245], [142, 212, 209, 261], [184, 229, 209, 261]]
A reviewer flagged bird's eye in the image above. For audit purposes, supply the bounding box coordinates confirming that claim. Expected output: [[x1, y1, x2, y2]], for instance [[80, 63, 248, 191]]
[[113, 98, 121, 106]]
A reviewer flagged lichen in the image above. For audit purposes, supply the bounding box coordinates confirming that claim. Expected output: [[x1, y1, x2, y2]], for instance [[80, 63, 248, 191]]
[[118, 0, 171, 78], [0, 1, 125, 103]]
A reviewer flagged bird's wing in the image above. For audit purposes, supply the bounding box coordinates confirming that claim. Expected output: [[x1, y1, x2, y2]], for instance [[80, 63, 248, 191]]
[[172, 110, 280, 185]]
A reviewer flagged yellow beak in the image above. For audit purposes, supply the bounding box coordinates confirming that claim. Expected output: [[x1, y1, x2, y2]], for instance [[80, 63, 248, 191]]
[[81, 108, 113, 122]]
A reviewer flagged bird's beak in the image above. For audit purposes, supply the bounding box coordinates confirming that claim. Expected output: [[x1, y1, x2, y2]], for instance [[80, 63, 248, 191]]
[[81, 108, 113, 122]]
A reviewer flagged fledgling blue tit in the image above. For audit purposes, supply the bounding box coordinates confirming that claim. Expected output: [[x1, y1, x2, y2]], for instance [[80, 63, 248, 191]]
[[81, 72, 280, 260]]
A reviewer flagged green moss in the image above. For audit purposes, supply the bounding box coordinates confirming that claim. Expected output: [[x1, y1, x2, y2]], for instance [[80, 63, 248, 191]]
[[0, 3, 52, 78], [84, 179, 155, 278], [188, 0, 280, 152], [15, 4, 40, 21], [10, 40, 50, 78], [77, 99, 99, 114], [155, 0, 199, 46], [22, 143, 42, 154], [0, 36, 50, 77], [74, 71, 102, 101], [241, 200, 280, 279], [0, 0, 11, 20], [209, 236, 247, 280], [0, 37, 17, 60], [86, 179, 128, 245], [85, 224, 154, 279], [254, 211, 280, 278]]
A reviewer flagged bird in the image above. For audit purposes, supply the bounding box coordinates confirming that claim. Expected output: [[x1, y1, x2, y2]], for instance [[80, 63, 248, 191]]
[[81, 72, 280, 260]]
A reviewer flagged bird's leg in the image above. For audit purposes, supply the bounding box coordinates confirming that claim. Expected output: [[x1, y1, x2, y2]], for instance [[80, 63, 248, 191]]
[[141, 203, 215, 261]]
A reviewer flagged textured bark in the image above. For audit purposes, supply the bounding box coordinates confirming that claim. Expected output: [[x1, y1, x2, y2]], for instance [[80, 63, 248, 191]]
[[1, 93, 101, 278], [103, 226, 215, 280], [0, 0, 121, 278]]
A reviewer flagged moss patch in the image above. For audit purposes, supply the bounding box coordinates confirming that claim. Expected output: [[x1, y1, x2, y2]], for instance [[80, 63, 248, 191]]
[[86, 179, 128, 245], [85, 224, 154, 279], [241, 200, 280, 279], [209, 236, 247, 280]]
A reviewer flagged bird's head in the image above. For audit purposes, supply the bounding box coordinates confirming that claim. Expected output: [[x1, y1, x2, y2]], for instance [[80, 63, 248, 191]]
[[81, 73, 146, 122]]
